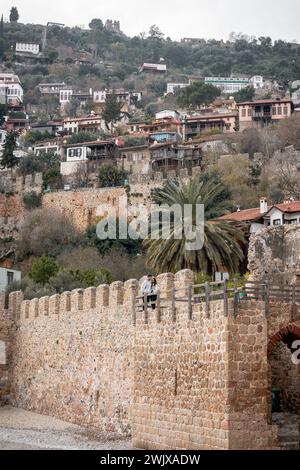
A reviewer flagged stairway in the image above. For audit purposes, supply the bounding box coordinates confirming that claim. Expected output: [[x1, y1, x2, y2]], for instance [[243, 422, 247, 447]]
[[273, 413, 300, 450]]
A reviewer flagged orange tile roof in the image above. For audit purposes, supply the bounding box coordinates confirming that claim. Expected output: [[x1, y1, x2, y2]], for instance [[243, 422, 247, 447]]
[[220, 208, 263, 222], [270, 201, 300, 214], [237, 99, 292, 106], [220, 201, 300, 222]]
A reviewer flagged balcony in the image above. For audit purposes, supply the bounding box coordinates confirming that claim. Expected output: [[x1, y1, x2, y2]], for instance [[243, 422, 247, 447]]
[[252, 112, 272, 119]]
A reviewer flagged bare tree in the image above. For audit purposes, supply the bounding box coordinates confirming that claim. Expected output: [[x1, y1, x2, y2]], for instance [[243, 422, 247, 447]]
[[268, 148, 300, 199]]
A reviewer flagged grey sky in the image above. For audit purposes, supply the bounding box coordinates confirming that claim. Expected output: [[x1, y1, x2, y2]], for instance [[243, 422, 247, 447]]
[[1, 0, 299, 42]]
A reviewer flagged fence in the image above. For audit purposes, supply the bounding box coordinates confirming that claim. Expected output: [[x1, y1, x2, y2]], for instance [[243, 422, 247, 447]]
[[133, 280, 300, 324]]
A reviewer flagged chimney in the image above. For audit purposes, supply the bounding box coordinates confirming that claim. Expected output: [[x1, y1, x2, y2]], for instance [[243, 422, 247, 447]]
[[260, 197, 268, 214]]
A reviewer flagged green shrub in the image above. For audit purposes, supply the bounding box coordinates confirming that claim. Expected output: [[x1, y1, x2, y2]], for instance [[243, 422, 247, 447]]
[[23, 191, 42, 209], [29, 257, 59, 285]]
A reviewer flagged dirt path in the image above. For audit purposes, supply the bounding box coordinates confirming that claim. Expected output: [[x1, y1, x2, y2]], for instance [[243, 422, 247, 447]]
[[0, 406, 133, 450]]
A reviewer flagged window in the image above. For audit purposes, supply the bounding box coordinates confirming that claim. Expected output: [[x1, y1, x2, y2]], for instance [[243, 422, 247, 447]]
[[273, 219, 282, 226], [283, 106, 288, 115], [241, 109, 246, 117], [288, 219, 298, 225], [272, 107, 276, 115], [247, 108, 252, 117], [7, 271, 14, 286], [277, 107, 282, 115]]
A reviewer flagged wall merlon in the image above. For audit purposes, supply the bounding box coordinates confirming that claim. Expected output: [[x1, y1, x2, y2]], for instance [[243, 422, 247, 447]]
[[21, 300, 30, 320], [71, 289, 84, 312], [49, 294, 60, 315], [39, 296, 49, 316], [60, 291, 71, 312], [96, 285, 110, 307], [83, 287, 96, 310], [29, 298, 39, 318], [110, 281, 124, 305], [9, 291, 24, 320], [157, 273, 175, 300], [175, 269, 194, 295], [124, 279, 139, 303]]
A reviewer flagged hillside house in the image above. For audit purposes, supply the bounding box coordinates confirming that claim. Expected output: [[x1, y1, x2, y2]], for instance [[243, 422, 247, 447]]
[[33, 141, 60, 157], [166, 83, 189, 95], [0, 267, 21, 292], [220, 198, 300, 234], [182, 112, 237, 140], [139, 63, 167, 73], [150, 142, 202, 173], [61, 140, 117, 175], [4, 116, 29, 132], [0, 73, 23, 105], [237, 98, 293, 130], [119, 145, 151, 174], [38, 82, 67, 95], [15, 43, 40, 56], [139, 117, 182, 138], [155, 110, 181, 120], [30, 121, 63, 136]]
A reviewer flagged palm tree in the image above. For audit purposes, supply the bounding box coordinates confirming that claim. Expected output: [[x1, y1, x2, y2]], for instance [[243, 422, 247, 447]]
[[144, 177, 245, 275]]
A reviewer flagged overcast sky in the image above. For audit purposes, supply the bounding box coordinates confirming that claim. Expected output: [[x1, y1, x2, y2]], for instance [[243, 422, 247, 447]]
[[1, 0, 299, 42]]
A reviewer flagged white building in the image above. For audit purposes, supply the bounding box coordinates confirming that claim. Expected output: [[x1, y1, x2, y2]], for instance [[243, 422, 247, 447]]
[[249, 76, 264, 89], [0, 267, 21, 292], [166, 83, 189, 95], [0, 73, 23, 105], [93, 90, 107, 103], [292, 88, 300, 106], [59, 89, 73, 106], [33, 143, 60, 157], [220, 198, 300, 234], [205, 76, 249, 93], [0, 86, 6, 105], [93, 89, 140, 106], [16, 43, 40, 55], [0, 129, 7, 150], [139, 63, 167, 73], [39, 82, 67, 95], [155, 110, 181, 120], [204, 75, 264, 93]]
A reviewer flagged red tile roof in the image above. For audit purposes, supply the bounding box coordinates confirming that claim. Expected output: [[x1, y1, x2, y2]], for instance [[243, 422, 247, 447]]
[[237, 99, 292, 106], [219, 201, 300, 222], [220, 208, 263, 222], [268, 201, 300, 214]]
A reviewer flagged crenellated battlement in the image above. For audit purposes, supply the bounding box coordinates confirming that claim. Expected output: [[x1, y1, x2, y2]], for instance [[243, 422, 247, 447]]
[[13, 278, 141, 324], [0, 172, 43, 195]]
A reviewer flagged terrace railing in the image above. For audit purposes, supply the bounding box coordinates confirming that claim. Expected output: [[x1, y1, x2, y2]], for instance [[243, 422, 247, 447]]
[[133, 280, 300, 324]]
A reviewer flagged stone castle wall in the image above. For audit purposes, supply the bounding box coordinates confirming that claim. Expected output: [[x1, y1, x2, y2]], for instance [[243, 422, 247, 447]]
[[7, 281, 138, 434], [0, 295, 12, 406], [133, 272, 280, 450], [0, 173, 43, 239], [2, 270, 300, 449], [0, 173, 43, 195]]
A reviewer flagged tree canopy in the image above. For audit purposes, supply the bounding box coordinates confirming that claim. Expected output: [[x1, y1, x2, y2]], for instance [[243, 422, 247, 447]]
[[9, 6, 19, 23], [0, 131, 19, 170], [177, 82, 221, 108]]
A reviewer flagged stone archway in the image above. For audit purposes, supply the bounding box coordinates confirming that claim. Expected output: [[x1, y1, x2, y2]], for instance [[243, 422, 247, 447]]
[[267, 324, 300, 450], [268, 324, 300, 356]]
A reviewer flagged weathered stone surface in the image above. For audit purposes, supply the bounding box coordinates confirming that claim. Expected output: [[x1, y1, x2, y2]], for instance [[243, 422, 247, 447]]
[[1, 271, 300, 449], [248, 225, 300, 285]]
